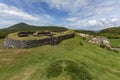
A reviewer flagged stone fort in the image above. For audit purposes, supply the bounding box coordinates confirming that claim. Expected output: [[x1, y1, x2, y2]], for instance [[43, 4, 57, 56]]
[[4, 30, 75, 48]]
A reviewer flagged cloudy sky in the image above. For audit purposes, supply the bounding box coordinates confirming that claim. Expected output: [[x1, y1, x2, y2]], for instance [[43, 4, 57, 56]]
[[0, 0, 120, 30]]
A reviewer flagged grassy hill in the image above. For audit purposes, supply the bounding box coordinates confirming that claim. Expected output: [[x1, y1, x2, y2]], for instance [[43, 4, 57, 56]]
[[98, 27, 120, 47], [99, 27, 120, 39], [75, 27, 120, 38], [0, 34, 119, 80], [75, 27, 120, 47], [6, 23, 67, 31], [0, 23, 67, 39], [75, 30, 96, 35]]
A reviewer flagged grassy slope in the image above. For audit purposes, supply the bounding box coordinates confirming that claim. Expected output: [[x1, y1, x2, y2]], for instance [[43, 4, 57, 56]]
[[110, 39, 120, 47], [0, 34, 120, 80], [75, 30, 96, 35], [99, 27, 120, 38], [99, 27, 120, 34]]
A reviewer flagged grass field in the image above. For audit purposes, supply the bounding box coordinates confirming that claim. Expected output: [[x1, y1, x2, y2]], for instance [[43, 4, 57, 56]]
[[0, 34, 120, 80], [110, 39, 120, 47]]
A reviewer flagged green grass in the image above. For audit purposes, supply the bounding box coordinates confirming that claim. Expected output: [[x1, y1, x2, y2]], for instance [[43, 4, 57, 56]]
[[7, 33, 50, 40], [0, 34, 120, 80], [53, 29, 74, 37], [46, 60, 93, 80], [99, 27, 120, 39], [7, 29, 74, 40], [110, 39, 120, 47]]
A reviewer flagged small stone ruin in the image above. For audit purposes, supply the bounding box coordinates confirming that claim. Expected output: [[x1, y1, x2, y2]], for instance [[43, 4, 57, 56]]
[[18, 32, 34, 37]]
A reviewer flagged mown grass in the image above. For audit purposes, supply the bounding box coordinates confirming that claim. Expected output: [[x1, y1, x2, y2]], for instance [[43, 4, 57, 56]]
[[0, 34, 119, 80], [110, 39, 120, 47]]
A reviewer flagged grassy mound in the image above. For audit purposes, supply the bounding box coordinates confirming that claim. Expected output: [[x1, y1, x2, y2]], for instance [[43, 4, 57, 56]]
[[47, 60, 93, 80]]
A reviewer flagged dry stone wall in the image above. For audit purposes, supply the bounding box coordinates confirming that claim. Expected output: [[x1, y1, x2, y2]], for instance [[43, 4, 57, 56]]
[[4, 33, 75, 48]]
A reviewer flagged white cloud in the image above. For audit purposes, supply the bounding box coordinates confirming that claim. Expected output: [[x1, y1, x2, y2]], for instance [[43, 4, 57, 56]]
[[0, 2, 56, 28], [42, 0, 118, 17], [63, 16, 120, 30], [101, 18, 106, 21], [0, 2, 39, 21], [42, 0, 88, 13], [88, 20, 97, 26], [65, 17, 78, 22], [0, 0, 120, 30], [111, 18, 118, 22]]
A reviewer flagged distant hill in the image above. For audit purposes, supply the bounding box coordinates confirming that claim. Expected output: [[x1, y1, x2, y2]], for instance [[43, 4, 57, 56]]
[[75, 27, 120, 39], [99, 27, 120, 34], [6, 23, 67, 31], [6, 23, 35, 31], [99, 27, 120, 39], [0, 23, 67, 39], [75, 30, 96, 35], [0, 23, 120, 39]]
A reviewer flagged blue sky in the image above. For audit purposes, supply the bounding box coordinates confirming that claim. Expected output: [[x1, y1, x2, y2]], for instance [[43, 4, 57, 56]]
[[0, 0, 120, 30]]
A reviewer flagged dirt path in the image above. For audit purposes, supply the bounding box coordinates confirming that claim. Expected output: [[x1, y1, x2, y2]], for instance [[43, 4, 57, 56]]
[[111, 48, 120, 50]]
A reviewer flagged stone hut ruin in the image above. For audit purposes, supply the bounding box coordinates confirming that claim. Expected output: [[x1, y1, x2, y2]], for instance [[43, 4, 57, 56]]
[[18, 32, 34, 37], [33, 31, 51, 36]]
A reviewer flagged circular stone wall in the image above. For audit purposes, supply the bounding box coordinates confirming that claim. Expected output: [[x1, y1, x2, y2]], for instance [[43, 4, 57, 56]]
[[4, 30, 75, 48]]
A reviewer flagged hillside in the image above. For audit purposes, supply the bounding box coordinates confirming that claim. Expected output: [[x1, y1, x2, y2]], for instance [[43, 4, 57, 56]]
[[6, 23, 67, 31], [75, 30, 96, 35], [0, 34, 119, 80], [0, 23, 67, 39], [99, 27, 120, 39], [75, 26, 120, 39], [99, 27, 120, 34]]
